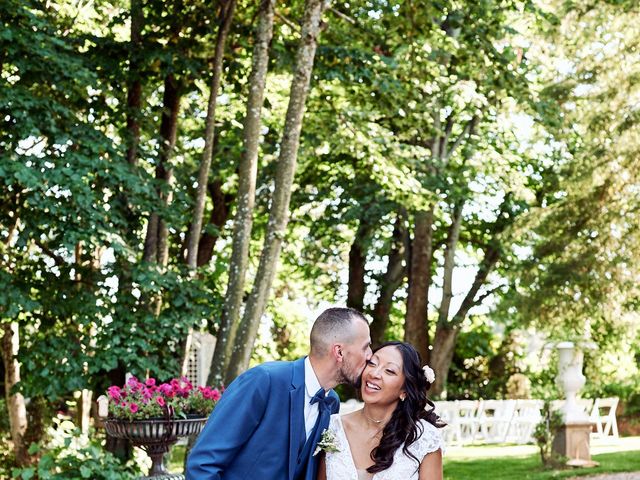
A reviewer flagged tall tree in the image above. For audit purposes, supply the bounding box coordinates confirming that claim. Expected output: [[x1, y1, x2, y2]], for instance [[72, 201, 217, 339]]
[[223, 0, 332, 383], [125, 0, 144, 167], [208, 0, 274, 383], [186, 0, 237, 269]]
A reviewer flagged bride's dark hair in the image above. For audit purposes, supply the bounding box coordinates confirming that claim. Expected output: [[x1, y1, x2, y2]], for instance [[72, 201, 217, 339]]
[[366, 341, 444, 474]]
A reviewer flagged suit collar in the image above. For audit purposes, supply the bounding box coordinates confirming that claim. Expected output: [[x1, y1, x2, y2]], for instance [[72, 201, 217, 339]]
[[291, 356, 306, 388]]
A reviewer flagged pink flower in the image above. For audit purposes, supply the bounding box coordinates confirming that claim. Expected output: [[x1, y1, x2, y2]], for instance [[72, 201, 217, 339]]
[[107, 386, 122, 401], [129, 403, 139, 413], [159, 383, 175, 397], [211, 388, 221, 401], [145, 378, 156, 387], [181, 377, 194, 391], [127, 376, 140, 387], [156, 396, 166, 407]]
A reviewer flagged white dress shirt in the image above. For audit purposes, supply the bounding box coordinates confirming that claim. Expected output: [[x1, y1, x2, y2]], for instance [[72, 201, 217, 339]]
[[303, 356, 325, 439]]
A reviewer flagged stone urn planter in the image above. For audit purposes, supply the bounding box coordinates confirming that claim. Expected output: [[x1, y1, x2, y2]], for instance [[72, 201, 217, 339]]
[[553, 341, 598, 467], [99, 376, 220, 478], [104, 417, 207, 479]]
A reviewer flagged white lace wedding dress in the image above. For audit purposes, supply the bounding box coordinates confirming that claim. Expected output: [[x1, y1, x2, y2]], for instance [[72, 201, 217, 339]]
[[324, 414, 444, 480]]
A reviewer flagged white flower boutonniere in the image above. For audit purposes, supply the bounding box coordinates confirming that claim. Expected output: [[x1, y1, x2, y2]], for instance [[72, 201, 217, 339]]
[[313, 428, 340, 456]]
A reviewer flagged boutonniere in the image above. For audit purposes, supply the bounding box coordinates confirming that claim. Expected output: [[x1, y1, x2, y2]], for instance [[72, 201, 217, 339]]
[[313, 428, 340, 456]]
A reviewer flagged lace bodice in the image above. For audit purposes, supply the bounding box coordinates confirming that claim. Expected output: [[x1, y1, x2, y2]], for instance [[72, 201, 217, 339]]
[[324, 414, 443, 480]]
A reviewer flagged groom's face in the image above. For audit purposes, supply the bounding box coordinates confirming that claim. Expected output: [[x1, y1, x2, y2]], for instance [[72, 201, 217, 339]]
[[338, 319, 372, 386]]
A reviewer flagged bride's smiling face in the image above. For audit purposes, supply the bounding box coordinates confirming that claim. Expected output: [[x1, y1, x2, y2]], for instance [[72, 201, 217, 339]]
[[360, 346, 406, 405]]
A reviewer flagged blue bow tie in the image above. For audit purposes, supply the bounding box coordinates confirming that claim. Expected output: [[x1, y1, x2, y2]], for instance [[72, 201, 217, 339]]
[[310, 388, 337, 411]]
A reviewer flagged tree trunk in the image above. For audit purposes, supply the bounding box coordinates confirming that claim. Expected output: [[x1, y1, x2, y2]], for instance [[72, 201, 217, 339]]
[[347, 220, 369, 311], [196, 179, 233, 267], [436, 203, 463, 326], [156, 73, 181, 268], [73, 244, 101, 435], [429, 323, 458, 397], [370, 211, 409, 347], [222, 0, 331, 384], [430, 245, 500, 396], [404, 208, 434, 363], [186, 0, 237, 269], [142, 213, 159, 262], [2, 322, 29, 466], [206, 0, 274, 385], [125, 0, 143, 166], [142, 73, 181, 266]]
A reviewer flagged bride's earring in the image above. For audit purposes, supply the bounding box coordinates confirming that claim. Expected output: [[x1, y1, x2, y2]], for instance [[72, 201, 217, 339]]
[[400, 394, 406, 402]]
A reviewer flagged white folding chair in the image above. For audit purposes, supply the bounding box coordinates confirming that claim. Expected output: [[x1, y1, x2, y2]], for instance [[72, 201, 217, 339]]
[[454, 400, 481, 445], [433, 401, 458, 446], [590, 397, 619, 439], [508, 399, 543, 444], [476, 399, 516, 443], [340, 399, 363, 415]]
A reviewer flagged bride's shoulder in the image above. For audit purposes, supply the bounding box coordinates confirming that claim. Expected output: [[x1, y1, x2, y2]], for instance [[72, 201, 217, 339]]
[[417, 418, 440, 433], [413, 419, 444, 454], [336, 410, 359, 427], [329, 413, 342, 426], [329, 413, 348, 431]]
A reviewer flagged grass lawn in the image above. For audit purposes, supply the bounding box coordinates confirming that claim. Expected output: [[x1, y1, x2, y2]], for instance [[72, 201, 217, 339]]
[[444, 437, 640, 480], [167, 437, 640, 479]]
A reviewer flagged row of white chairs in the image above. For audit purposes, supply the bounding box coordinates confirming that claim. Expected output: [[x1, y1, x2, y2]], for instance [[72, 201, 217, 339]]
[[433, 397, 619, 445], [340, 397, 619, 446]]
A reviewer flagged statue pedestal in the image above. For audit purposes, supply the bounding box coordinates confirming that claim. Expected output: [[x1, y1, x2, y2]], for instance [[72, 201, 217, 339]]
[[552, 422, 598, 467]]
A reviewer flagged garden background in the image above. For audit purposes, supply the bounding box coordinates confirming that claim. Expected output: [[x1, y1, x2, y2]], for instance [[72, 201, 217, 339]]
[[1, 0, 639, 478]]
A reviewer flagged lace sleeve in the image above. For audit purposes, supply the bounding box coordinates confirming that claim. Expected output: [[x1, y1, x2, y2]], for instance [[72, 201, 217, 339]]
[[413, 420, 444, 459]]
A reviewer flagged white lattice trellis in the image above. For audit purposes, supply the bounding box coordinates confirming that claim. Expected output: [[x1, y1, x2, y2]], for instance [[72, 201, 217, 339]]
[[186, 332, 216, 387]]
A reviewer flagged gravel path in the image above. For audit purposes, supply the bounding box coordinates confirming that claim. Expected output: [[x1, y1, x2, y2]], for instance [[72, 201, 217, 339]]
[[569, 474, 640, 480]]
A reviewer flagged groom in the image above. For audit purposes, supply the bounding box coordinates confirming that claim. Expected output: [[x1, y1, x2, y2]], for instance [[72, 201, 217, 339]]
[[186, 307, 372, 480]]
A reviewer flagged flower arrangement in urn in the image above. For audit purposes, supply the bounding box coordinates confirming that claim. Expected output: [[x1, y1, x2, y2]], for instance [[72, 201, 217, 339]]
[[106, 375, 222, 421]]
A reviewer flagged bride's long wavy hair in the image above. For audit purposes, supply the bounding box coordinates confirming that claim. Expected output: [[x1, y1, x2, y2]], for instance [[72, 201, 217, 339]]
[[366, 341, 444, 474]]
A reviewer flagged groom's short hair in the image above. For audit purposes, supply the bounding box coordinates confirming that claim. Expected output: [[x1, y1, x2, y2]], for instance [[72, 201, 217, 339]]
[[310, 307, 368, 356]]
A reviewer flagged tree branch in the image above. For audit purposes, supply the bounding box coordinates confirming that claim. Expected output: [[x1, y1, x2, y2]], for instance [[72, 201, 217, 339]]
[[472, 283, 505, 307], [439, 113, 455, 159], [275, 11, 300, 33], [329, 7, 356, 24], [34, 239, 66, 266], [444, 115, 477, 162]]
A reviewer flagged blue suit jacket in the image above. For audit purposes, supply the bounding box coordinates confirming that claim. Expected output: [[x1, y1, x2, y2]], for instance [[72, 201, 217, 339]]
[[186, 357, 340, 480]]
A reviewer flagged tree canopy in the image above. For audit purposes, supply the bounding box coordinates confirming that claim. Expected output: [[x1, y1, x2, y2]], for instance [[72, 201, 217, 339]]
[[1, 0, 639, 472]]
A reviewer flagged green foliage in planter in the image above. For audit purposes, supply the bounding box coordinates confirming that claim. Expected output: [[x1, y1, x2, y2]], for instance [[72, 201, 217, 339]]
[[533, 401, 565, 469]]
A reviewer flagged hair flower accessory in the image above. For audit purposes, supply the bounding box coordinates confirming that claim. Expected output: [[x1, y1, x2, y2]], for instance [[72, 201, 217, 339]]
[[423, 365, 436, 384]]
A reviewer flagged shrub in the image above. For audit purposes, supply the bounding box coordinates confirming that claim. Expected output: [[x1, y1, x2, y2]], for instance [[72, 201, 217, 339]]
[[533, 401, 565, 469], [11, 422, 140, 480]]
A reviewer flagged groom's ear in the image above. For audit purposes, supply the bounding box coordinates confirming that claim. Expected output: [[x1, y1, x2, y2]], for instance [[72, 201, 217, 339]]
[[331, 344, 343, 363]]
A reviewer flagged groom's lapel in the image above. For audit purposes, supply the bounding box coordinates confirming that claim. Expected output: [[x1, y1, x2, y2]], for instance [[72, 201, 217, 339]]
[[288, 358, 306, 480]]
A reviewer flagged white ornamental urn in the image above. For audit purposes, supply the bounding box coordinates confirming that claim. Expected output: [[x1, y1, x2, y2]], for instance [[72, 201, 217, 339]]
[[555, 341, 589, 424]]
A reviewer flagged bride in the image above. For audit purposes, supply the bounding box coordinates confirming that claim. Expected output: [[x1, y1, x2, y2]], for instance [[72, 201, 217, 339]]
[[318, 341, 444, 480]]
